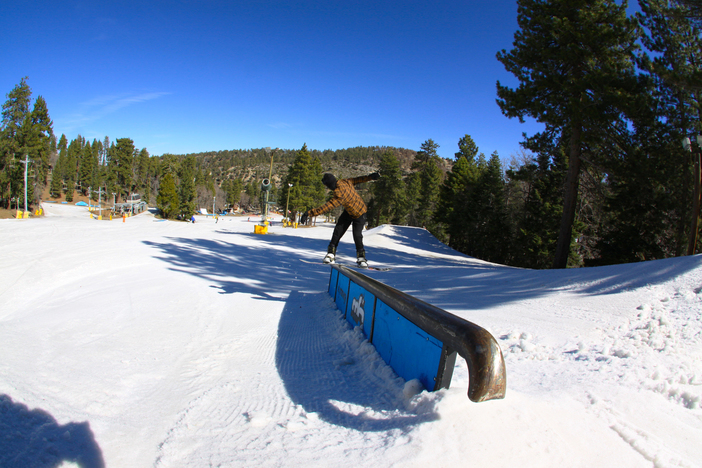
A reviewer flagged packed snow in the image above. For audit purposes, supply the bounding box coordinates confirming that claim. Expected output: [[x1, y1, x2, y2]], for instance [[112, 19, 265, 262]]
[[1, 203, 701, 467]]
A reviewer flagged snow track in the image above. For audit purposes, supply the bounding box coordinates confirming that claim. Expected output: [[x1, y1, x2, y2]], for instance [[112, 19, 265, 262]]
[[154, 291, 438, 467]]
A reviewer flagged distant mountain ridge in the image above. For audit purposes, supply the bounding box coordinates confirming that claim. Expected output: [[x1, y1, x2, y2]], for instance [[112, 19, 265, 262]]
[[166, 146, 421, 185]]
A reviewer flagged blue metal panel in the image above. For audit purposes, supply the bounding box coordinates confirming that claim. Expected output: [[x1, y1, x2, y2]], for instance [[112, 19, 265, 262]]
[[328, 267, 339, 297], [335, 273, 351, 318], [371, 299, 445, 392], [346, 281, 375, 339]]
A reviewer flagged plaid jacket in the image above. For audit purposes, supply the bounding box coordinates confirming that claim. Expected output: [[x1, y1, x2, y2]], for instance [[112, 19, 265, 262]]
[[309, 175, 373, 219]]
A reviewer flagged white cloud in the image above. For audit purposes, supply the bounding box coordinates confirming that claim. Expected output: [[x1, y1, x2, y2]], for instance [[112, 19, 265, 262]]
[[56, 91, 170, 135]]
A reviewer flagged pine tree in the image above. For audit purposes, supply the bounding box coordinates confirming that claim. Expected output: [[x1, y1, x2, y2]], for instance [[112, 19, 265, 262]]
[[435, 135, 482, 251], [79, 140, 95, 195], [178, 156, 197, 218], [0, 78, 54, 208], [368, 150, 405, 226], [111, 138, 135, 199], [417, 159, 443, 233], [64, 137, 83, 202], [456, 134, 479, 163], [678, 0, 702, 13], [230, 179, 243, 207], [0, 79, 32, 206], [28, 95, 54, 190], [104, 142, 118, 203], [102, 136, 110, 165], [309, 157, 325, 206], [283, 144, 325, 220], [636, 0, 702, 256], [245, 182, 259, 209], [403, 172, 421, 226], [94, 139, 104, 167], [410, 139, 443, 231], [49, 134, 66, 198], [506, 134, 567, 269], [469, 152, 510, 263], [497, 0, 640, 268], [595, 129, 679, 263], [157, 172, 179, 219], [436, 155, 473, 250], [136, 148, 150, 201]]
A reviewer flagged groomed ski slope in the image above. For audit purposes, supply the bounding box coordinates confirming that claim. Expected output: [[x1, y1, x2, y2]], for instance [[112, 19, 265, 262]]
[[1, 203, 701, 467]]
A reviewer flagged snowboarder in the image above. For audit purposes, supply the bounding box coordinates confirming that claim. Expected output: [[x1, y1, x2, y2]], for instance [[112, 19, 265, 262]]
[[300, 172, 380, 268]]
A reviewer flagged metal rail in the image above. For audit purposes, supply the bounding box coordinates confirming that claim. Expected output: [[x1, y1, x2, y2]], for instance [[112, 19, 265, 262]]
[[332, 265, 506, 402]]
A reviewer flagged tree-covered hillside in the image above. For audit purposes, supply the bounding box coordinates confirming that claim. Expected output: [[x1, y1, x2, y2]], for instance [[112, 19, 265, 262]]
[[3, 0, 701, 269]]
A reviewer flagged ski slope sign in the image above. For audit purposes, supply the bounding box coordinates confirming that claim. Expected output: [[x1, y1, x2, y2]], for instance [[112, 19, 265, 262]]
[[328, 264, 506, 402]]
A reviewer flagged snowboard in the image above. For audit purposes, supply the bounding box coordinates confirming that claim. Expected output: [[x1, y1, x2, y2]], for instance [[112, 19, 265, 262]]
[[299, 258, 392, 271]]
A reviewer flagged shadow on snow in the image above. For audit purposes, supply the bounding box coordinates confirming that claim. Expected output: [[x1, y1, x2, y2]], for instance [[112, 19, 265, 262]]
[[142, 226, 702, 313], [142, 233, 328, 301], [275, 291, 439, 431], [0, 394, 104, 468]]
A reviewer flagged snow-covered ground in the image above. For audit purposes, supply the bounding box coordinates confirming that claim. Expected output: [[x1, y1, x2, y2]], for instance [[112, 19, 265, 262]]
[[1, 203, 701, 468]]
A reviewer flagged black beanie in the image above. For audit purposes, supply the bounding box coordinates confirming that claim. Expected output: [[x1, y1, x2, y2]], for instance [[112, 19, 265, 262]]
[[322, 173, 337, 189]]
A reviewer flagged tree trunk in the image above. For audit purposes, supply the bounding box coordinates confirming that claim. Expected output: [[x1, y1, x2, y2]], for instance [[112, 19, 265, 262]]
[[553, 123, 583, 269], [687, 150, 701, 255]]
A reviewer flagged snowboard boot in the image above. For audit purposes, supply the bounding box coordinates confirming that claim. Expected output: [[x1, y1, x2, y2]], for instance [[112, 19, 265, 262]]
[[356, 249, 368, 269], [323, 245, 337, 264]]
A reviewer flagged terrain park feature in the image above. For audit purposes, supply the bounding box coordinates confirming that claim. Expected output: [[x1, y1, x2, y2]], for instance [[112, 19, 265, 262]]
[[328, 264, 506, 402]]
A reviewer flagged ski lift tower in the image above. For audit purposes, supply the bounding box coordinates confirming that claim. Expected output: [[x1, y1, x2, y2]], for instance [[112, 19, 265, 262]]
[[20, 154, 31, 216], [96, 187, 105, 219], [255, 147, 278, 234]]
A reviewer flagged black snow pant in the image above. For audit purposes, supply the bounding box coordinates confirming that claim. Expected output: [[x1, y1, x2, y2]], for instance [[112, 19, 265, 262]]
[[329, 211, 366, 255]]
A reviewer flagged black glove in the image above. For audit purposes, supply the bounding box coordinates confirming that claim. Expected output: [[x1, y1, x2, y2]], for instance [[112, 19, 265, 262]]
[[370, 172, 380, 180], [300, 211, 309, 225]]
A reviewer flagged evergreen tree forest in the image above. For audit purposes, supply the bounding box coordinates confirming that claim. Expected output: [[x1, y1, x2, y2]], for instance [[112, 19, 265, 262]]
[[2, 1, 701, 268], [490, 0, 702, 268], [0, 77, 54, 210]]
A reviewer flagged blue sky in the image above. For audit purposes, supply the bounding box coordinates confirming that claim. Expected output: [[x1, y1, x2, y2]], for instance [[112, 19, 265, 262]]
[[1, 0, 546, 161]]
